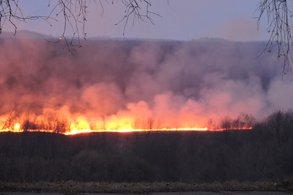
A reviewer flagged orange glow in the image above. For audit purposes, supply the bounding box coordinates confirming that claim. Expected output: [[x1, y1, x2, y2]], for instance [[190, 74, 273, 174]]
[[13, 123, 21, 131], [0, 112, 252, 135]]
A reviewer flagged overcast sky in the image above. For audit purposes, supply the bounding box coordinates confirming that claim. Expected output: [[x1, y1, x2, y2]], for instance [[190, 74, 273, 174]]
[[10, 0, 269, 41]]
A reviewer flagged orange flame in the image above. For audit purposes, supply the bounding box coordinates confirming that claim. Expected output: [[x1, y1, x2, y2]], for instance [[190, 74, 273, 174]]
[[0, 112, 252, 135]]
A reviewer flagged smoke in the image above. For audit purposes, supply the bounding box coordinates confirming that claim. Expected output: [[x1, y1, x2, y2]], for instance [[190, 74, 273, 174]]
[[221, 18, 262, 41], [0, 33, 291, 131]]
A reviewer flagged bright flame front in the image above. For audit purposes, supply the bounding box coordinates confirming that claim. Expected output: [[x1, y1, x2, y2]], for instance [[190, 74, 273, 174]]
[[0, 111, 252, 135]]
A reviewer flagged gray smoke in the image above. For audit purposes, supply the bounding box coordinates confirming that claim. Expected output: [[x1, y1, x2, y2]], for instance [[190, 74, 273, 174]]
[[0, 33, 291, 130]]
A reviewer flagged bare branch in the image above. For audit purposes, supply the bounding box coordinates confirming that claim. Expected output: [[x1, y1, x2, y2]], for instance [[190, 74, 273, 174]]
[[114, 0, 160, 35], [0, 0, 156, 49], [258, 0, 293, 73]]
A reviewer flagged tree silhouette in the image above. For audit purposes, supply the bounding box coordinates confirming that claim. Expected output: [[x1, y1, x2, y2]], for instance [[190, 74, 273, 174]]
[[258, 0, 293, 72], [0, 0, 155, 41]]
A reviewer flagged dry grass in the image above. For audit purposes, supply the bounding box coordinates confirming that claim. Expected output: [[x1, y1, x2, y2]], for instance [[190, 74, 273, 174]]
[[0, 181, 292, 193]]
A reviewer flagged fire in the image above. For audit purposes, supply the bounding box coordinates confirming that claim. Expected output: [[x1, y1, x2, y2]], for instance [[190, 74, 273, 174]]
[[13, 123, 21, 131], [0, 38, 265, 137], [64, 114, 211, 135], [70, 116, 91, 131], [0, 112, 252, 135]]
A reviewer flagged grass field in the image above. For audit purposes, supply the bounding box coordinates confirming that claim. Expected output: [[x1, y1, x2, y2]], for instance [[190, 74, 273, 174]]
[[0, 181, 293, 193], [0, 113, 293, 192]]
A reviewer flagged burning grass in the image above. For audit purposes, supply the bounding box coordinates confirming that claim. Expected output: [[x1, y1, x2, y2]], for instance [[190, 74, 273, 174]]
[[0, 113, 254, 135], [0, 37, 278, 137]]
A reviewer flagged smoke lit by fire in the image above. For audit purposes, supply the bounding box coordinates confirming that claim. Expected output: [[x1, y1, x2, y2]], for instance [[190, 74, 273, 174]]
[[0, 33, 291, 135]]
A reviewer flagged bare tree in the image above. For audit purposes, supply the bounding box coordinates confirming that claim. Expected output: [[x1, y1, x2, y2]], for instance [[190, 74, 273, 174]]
[[0, 0, 156, 45], [258, 0, 293, 73]]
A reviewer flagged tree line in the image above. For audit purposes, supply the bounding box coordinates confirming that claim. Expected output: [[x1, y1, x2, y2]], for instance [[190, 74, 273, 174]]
[[0, 111, 292, 182]]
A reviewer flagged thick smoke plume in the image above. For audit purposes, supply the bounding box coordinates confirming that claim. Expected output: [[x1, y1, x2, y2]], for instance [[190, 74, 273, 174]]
[[0, 33, 291, 133]]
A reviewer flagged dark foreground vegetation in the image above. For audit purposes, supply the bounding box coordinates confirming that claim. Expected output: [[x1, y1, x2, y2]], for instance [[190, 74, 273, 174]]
[[1, 181, 292, 193], [0, 112, 293, 184]]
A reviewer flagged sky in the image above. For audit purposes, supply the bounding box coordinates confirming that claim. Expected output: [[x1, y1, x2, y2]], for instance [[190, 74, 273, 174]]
[[7, 0, 268, 41]]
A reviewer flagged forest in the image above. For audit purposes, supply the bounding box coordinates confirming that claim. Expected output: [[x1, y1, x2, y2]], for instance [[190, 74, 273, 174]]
[[0, 111, 292, 183]]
